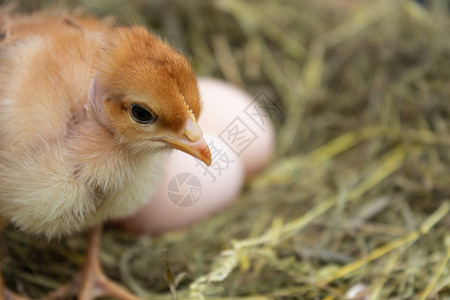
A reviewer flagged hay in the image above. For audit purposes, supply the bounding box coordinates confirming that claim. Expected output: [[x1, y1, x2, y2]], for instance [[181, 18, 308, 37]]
[[1, 0, 450, 299]]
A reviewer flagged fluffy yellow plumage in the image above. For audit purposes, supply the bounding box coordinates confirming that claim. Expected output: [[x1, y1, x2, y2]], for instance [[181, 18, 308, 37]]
[[0, 12, 211, 299]]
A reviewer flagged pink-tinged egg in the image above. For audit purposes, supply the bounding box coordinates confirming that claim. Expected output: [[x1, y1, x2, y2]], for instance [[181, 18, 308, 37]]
[[119, 134, 244, 235], [197, 77, 278, 175]]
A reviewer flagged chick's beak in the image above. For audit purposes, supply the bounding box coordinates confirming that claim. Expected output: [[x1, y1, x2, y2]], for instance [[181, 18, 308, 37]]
[[162, 115, 212, 166]]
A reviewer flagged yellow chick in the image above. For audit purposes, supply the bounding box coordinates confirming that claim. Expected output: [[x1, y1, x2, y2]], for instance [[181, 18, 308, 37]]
[[0, 12, 211, 300]]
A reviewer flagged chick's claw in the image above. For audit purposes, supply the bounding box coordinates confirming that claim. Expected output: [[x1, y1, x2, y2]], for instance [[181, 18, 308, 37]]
[[44, 227, 140, 300], [44, 272, 140, 300], [1, 289, 30, 300]]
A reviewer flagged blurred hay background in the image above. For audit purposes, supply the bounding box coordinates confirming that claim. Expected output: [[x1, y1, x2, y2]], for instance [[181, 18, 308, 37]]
[[1, 0, 450, 299]]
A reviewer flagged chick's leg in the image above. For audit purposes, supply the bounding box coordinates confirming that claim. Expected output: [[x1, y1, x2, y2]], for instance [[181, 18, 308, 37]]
[[0, 283, 29, 300], [45, 226, 140, 300], [0, 219, 30, 300]]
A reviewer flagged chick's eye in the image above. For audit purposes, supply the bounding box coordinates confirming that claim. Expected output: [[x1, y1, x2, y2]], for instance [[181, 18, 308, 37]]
[[130, 104, 157, 124]]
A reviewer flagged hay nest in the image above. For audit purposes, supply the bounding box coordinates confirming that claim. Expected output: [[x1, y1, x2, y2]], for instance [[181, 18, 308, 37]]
[[1, 0, 449, 299]]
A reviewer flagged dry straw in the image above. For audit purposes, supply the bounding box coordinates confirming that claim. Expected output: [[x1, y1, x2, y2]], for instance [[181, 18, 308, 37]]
[[1, 0, 449, 299]]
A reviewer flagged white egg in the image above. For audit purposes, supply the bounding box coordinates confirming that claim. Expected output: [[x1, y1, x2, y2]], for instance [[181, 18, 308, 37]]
[[119, 133, 244, 235], [197, 77, 278, 175]]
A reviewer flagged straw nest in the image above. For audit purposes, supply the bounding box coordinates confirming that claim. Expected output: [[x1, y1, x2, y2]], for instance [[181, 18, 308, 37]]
[[1, 0, 449, 299]]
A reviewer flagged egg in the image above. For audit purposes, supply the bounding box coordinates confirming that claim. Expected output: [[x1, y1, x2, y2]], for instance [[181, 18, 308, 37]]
[[119, 134, 244, 235], [198, 77, 278, 175]]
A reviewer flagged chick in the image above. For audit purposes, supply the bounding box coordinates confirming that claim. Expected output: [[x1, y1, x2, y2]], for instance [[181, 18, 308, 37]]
[[0, 12, 211, 300]]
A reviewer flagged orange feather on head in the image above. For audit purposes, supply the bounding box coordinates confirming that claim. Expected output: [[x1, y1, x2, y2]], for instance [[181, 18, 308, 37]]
[[88, 25, 208, 160], [95, 26, 201, 127]]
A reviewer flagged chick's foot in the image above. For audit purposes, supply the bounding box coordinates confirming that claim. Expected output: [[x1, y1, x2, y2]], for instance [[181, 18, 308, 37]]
[[1, 288, 30, 300], [44, 226, 140, 300]]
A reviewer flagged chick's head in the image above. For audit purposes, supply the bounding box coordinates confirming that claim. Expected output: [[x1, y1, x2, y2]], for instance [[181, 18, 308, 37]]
[[89, 26, 211, 165]]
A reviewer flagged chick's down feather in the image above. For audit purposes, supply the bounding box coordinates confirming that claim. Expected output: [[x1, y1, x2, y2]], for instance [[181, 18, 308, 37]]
[[0, 13, 210, 238]]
